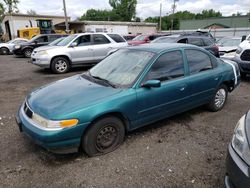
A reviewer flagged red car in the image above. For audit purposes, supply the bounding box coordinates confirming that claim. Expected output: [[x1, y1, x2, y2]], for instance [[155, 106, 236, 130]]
[[128, 34, 167, 45]]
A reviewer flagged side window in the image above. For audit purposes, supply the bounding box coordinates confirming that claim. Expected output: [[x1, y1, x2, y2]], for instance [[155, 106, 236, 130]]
[[92, 34, 110, 45], [107, 34, 126, 43], [48, 35, 60, 42], [146, 51, 184, 82], [35, 36, 48, 43], [188, 38, 204, 46], [203, 38, 213, 46], [185, 49, 213, 74], [177, 38, 188, 44], [74, 35, 91, 46]]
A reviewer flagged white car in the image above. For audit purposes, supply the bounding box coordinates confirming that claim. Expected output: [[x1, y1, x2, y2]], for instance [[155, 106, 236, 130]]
[[216, 37, 242, 59], [31, 33, 128, 73], [0, 38, 28, 55]]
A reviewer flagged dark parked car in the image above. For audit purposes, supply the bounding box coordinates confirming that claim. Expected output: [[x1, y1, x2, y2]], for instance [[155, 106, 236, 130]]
[[16, 43, 240, 156], [151, 34, 220, 57], [12, 34, 67, 58], [225, 110, 250, 188]]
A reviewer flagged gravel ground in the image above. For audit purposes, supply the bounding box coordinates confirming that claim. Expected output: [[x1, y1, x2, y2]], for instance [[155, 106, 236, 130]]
[[0, 55, 250, 188]]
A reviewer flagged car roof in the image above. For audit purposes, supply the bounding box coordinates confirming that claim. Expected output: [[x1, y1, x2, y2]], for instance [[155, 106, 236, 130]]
[[127, 43, 198, 53]]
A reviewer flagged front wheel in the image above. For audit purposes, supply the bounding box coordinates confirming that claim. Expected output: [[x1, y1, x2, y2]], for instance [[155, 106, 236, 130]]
[[23, 48, 32, 58], [82, 116, 125, 157], [207, 85, 228, 112], [51, 57, 70, 74]]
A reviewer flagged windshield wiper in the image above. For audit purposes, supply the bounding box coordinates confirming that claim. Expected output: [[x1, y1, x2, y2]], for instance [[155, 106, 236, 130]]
[[92, 75, 117, 88]]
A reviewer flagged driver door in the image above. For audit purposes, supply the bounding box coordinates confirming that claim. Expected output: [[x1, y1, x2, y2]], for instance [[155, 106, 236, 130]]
[[68, 34, 94, 64], [135, 50, 190, 127]]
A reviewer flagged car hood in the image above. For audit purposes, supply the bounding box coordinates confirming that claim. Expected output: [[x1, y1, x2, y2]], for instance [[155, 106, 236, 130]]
[[33, 45, 59, 52], [27, 74, 123, 119], [0, 43, 10, 48], [219, 46, 237, 52], [239, 40, 250, 49]]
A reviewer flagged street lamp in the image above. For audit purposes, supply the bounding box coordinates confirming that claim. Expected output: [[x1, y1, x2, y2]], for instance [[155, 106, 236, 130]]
[[171, 0, 179, 32]]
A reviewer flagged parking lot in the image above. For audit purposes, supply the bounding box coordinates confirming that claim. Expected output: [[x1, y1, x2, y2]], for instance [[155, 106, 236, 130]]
[[0, 55, 250, 188]]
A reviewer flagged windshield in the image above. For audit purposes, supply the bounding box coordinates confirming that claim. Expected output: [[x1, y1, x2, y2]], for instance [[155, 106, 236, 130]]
[[89, 49, 155, 87], [217, 38, 241, 46], [151, 37, 177, 43], [56, 35, 77, 46], [49, 37, 65, 46], [7, 39, 15, 44], [132, 35, 147, 41]]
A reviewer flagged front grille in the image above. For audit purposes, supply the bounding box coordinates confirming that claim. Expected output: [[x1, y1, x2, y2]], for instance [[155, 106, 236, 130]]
[[240, 50, 250, 61], [23, 102, 33, 118]]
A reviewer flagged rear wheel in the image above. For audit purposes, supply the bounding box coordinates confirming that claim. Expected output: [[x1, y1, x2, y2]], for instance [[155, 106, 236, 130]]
[[207, 85, 228, 112], [82, 116, 125, 157], [0, 47, 10, 55], [51, 57, 70, 74], [23, 48, 32, 58]]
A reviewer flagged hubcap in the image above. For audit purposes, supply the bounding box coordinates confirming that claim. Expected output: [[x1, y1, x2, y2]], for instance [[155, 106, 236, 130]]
[[214, 88, 226, 108], [25, 50, 31, 57], [55, 60, 67, 72], [96, 125, 118, 152]]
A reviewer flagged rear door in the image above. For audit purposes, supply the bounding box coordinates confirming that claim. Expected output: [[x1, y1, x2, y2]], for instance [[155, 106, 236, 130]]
[[184, 49, 222, 106], [34, 35, 49, 47], [91, 34, 112, 61]]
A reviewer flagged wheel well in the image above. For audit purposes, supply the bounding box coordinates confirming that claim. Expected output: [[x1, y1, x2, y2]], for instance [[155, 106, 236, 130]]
[[50, 55, 71, 68], [90, 112, 130, 132], [222, 80, 234, 92]]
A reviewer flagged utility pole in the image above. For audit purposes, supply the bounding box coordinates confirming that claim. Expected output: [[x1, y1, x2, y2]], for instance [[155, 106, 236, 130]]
[[171, 0, 179, 32], [63, 0, 69, 33], [159, 3, 162, 32]]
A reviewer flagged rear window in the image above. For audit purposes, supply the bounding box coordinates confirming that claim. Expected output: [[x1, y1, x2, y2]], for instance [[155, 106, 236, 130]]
[[107, 34, 126, 43], [188, 38, 204, 46]]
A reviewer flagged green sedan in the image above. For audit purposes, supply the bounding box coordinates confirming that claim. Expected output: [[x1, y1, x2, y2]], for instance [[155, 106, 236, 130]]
[[16, 43, 240, 156]]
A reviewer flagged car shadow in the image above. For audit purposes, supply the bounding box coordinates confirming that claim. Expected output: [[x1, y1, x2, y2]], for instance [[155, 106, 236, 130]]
[[33, 66, 92, 75]]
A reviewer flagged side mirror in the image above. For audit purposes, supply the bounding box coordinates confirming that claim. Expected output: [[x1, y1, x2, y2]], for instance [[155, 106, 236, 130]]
[[241, 35, 246, 42], [69, 42, 77, 47], [141, 80, 161, 88]]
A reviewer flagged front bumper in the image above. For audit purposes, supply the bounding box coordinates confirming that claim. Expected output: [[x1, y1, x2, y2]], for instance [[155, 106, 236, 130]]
[[225, 144, 250, 188], [233, 56, 250, 74], [30, 57, 51, 68], [15, 103, 89, 154]]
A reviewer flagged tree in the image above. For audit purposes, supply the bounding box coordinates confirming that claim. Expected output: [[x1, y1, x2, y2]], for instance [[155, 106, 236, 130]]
[[3, 0, 19, 14], [27, 9, 37, 15], [0, 2, 5, 21], [109, 0, 137, 21]]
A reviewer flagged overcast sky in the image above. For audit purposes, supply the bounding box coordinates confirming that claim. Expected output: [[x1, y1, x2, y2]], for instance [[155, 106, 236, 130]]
[[6, 0, 250, 20]]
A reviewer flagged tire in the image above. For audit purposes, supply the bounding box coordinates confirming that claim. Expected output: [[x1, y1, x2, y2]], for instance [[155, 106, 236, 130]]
[[51, 57, 70, 74], [241, 72, 247, 79], [82, 116, 125, 157], [207, 85, 228, 112], [0, 47, 10, 55], [23, 48, 32, 58]]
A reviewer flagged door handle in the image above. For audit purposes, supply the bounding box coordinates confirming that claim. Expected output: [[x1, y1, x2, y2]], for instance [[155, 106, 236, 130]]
[[179, 84, 187, 91]]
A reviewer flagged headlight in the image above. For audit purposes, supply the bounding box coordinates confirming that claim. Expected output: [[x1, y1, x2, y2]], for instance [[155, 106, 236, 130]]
[[236, 47, 242, 54], [15, 45, 21, 49], [38, 50, 48, 56], [32, 113, 78, 130], [232, 115, 250, 165]]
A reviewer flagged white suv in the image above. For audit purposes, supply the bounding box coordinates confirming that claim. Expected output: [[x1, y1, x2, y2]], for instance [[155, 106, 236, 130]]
[[31, 33, 128, 73]]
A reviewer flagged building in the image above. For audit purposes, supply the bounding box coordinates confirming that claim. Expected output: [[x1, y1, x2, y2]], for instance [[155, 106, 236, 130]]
[[180, 16, 250, 30], [1, 13, 70, 40], [55, 20, 158, 35]]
